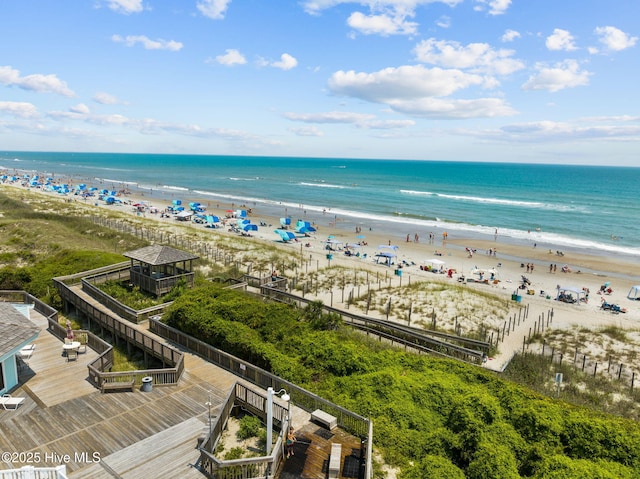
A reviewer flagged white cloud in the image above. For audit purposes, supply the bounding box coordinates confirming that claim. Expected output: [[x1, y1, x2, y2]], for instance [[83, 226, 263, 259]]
[[359, 119, 416, 129], [284, 111, 375, 123], [436, 15, 451, 29], [474, 0, 511, 15], [546, 28, 577, 51], [111, 34, 183, 51], [214, 49, 247, 66], [0, 101, 39, 118], [414, 38, 524, 75], [329, 65, 485, 101], [594, 26, 638, 51], [389, 97, 516, 118], [499, 120, 640, 141], [289, 126, 324, 137], [271, 54, 298, 70], [302, 1, 463, 36], [302, 0, 463, 16], [327, 65, 516, 118], [197, 0, 231, 20], [93, 92, 124, 105], [0, 65, 74, 97], [522, 60, 591, 92], [70, 103, 90, 115], [104, 0, 144, 15], [501, 29, 520, 42], [347, 11, 418, 36]]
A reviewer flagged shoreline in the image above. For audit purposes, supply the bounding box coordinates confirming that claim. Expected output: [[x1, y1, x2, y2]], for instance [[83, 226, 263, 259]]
[[4, 180, 640, 373], [6, 178, 639, 296], [3, 162, 640, 263]]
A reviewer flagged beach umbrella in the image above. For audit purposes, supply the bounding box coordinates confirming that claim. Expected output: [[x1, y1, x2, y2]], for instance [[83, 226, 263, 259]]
[[356, 234, 366, 239], [274, 229, 296, 242], [172, 199, 182, 206], [378, 244, 399, 251]]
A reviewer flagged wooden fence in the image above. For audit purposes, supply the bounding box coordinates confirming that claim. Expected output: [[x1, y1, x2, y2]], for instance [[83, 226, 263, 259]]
[[198, 383, 289, 479], [52, 276, 185, 390], [150, 318, 372, 439]]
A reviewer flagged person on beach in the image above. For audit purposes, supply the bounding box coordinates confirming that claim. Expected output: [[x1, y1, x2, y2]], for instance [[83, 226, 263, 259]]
[[286, 427, 296, 458]]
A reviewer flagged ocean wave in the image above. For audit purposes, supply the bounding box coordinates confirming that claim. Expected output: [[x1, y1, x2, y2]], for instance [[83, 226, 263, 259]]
[[401, 189, 588, 213], [160, 185, 189, 192], [99, 178, 138, 186], [299, 182, 346, 189], [228, 177, 259, 181]]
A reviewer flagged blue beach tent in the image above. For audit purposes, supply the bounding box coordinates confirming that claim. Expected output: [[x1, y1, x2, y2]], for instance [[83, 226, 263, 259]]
[[274, 229, 296, 242], [295, 220, 316, 234], [243, 224, 258, 232]]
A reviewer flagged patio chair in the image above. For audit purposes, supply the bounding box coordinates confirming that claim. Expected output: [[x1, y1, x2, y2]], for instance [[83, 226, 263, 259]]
[[1, 394, 25, 410], [66, 349, 78, 362], [77, 334, 87, 354]]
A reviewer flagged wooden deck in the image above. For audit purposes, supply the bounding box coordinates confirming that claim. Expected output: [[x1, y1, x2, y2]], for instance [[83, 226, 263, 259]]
[[0, 300, 364, 479], [278, 423, 364, 479]]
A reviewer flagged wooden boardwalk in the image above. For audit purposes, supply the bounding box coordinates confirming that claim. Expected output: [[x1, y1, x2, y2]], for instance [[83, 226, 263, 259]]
[[278, 423, 364, 479], [0, 299, 364, 478]]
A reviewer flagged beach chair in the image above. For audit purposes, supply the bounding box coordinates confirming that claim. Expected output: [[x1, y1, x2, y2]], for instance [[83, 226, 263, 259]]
[[1, 394, 25, 410], [77, 333, 88, 354], [66, 349, 78, 362]]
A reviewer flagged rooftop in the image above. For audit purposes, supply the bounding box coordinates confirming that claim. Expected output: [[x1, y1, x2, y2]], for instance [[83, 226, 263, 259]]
[[122, 244, 199, 265]]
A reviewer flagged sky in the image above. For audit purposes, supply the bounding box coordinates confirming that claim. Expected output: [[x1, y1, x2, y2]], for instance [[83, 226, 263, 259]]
[[1, 0, 639, 165]]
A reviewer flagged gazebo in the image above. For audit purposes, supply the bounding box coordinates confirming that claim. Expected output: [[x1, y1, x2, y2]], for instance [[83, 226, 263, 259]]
[[123, 245, 199, 297]]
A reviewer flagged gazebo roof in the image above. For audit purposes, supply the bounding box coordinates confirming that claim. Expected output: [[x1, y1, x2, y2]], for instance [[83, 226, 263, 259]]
[[123, 244, 199, 266], [0, 303, 40, 358]]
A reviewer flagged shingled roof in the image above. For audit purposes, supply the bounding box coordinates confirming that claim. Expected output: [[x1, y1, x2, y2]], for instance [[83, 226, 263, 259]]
[[0, 303, 40, 358], [122, 244, 199, 265]]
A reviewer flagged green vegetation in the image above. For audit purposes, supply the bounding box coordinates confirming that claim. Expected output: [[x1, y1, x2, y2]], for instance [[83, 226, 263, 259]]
[[0, 191, 145, 307], [165, 283, 640, 479], [4, 187, 640, 478], [237, 415, 263, 441]]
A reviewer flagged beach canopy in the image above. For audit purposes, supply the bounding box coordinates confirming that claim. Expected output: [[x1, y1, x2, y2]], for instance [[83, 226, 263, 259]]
[[556, 286, 586, 305], [280, 217, 291, 227], [374, 252, 396, 266], [424, 258, 446, 266], [274, 229, 296, 242], [243, 223, 258, 232], [628, 286, 640, 300], [378, 244, 399, 252], [295, 220, 316, 234]]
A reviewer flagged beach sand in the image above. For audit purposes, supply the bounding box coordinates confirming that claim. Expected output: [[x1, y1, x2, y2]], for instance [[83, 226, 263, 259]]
[[5, 181, 640, 374]]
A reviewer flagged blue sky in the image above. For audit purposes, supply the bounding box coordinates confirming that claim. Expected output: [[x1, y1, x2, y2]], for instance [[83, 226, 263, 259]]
[[1, 0, 639, 165]]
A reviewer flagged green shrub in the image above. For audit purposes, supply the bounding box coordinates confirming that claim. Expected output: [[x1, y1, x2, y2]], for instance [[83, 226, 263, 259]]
[[237, 415, 262, 440]]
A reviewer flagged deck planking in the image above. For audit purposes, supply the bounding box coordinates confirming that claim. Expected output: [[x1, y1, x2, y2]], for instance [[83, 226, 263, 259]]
[[1, 292, 365, 479]]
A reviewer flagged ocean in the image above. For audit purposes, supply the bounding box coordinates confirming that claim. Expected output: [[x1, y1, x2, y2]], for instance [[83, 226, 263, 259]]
[[2, 151, 639, 260]]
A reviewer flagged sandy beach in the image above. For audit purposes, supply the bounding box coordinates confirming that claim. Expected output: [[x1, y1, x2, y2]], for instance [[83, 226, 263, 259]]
[[5, 180, 640, 375]]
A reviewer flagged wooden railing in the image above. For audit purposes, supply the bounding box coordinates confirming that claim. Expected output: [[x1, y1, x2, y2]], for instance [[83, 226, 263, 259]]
[[0, 465, 68, 479], [150, 318, 371, 439], [80, 264, 172, 323], [199, 383, 288, 479], [257, 284, 489, 363], [52, 277, 185, 390]]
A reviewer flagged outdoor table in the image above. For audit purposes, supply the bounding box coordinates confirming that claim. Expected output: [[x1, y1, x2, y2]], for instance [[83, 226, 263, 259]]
[[62, 341, 81, 354]]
